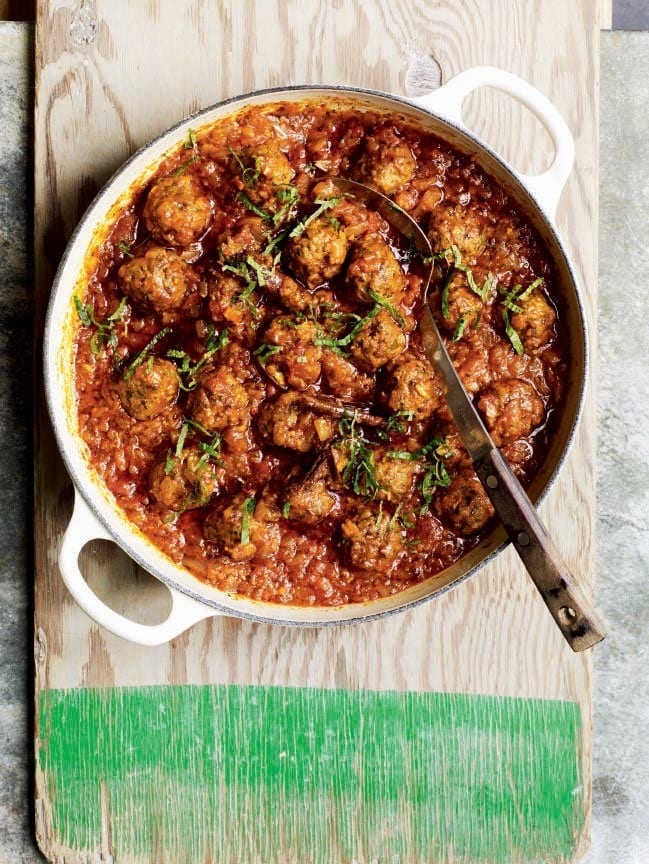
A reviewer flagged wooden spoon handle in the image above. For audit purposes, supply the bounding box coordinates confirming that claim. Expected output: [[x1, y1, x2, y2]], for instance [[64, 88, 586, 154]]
[[473, 448, 606, 652]]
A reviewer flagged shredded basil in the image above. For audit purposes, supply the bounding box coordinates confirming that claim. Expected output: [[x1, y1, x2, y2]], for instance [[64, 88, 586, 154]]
[[288, 196, 343, 239], [185, 128, 197, 150], [172, 155, 198, 177], [116, 240, 134, 258], [240, 497, 256, 545], [502, 308, 525, 355], [230, 147, 260, 188], [166, 327, 229, 391], [338, 414, 381, 500], [123, 326, 172, 381], [282, 501, 291, 518], [74, 294, 128, 362], [236, 191, 273, 221], [253, 343, 283, 364]]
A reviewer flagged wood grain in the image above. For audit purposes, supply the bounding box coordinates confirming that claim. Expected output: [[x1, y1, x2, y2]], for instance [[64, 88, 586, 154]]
[[34, 1, 609, 861]]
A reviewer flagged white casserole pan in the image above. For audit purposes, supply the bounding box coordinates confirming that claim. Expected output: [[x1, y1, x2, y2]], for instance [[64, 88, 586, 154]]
[[44, 67, 586, 645]]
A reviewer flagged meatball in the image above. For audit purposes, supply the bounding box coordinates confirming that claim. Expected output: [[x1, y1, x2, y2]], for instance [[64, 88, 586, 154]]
[[428, 203, 487, 262], [385, 358, 442, 421], [188, 365, 250, 432], [260, 317, 322, 390], [349, 308, 407, 370], [373, 448, 418, 502], [149, 446, 222, 511], [204, 493, 281, 562], [117, 358, 179, 420], [437, 272, 483, 335], [119, 247, 193, 313], [143, 173, 213, 246], [206, 272, 258, 342], [354, 129, 416, 196], [340, 504, 404, 573], [320, 350, 375, 402], [510, 291, 556, 351], [447, 339, 492, 395], [477, 379, 545, 446], [433, 469, 495, 535], [346, 235, 407, 306], [276, 273, 333, 314], [284, 459, 336, 525], [257, 392, 336, 452], [232, 140, 295, 210], [286, 216, 349, 288]]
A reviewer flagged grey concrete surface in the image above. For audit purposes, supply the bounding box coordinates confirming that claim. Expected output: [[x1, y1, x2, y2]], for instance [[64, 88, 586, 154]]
[[0, 21, 42, 864], [614, 0, 649, 30], [583, 31, 649, 864], [1, 19, 648, 864]]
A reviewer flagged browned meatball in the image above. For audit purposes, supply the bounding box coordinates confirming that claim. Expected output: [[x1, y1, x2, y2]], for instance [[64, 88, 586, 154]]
[[188, 365, 250, 432], [354, 129, 416, 196], [119, 247, 193, 313], [204, 493, 281, 561], [428, 203, 487, 262], [260, 317, 322, 390], [257, 392, 336, 452], [510, 291, 556, 351], [437, 271, 483, 335], [206, 272, 258, 342], [320, 350, 375, 402], [276, 273, 333, 314], [385, 358, 442, 421], [286, 216, 349, 288], [149, 446, 222, 511], [373, 448, 418, 502], [284, 459, 336, 525], [433, 470, 494, 535], [346, 235, 407, 306], [232, 140, 295, 210], [340, 504, 404, 573], [349, 308, 406, 370], [447, 340, 492, 395], [143, 173, 213, 246], [117, 358, 179, 420], [477, 378, 544, 446]]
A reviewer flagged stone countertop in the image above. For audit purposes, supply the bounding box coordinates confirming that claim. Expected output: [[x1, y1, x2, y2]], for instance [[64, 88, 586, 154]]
[[0, 22, 647, 864]]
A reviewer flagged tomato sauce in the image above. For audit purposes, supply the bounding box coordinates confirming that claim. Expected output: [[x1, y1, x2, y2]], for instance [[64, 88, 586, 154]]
[[74, 100, 567, 606]]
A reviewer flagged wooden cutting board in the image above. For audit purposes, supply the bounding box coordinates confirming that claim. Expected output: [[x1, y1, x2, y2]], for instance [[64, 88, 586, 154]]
[[33, 2, 609, 861]]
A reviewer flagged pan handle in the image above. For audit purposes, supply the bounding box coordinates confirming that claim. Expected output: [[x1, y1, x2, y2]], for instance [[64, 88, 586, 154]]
[[59, 490, 218, 645], [412, 66, 575, 220]]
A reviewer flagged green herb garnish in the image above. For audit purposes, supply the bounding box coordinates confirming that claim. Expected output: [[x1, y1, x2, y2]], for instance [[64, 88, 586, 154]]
[[194, 432, 223, 473], [388, 435, 451, 514], [236, 191, 273, 221], [230, 147, 260, 188], [74, 294, 128, 360], [288, 195, 343, 239], [502, 308, 524, 355], [253, 343, 283, 364], [338, 414, 381, 500], [452, 314, 469, 342], [273, 184, 300, 226], [240, 497, 256, 545], [185, 128, 197, 150], [166, 326, 229, 390], [282, 501, 291, 518], [123, 326, 171, 380], [116, 240, 134, 258], [172, 155, 198, 177]]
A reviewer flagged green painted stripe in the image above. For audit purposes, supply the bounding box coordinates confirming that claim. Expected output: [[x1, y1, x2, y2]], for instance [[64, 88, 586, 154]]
[[38, 685, 583, 863]]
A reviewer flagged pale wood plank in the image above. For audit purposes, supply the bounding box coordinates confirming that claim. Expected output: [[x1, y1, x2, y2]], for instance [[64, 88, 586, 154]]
[[34, 1, 600, 861]]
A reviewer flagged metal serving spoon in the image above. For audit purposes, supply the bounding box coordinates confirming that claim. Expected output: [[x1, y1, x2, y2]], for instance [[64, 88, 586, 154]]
[[331, 176, 606, 652]]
